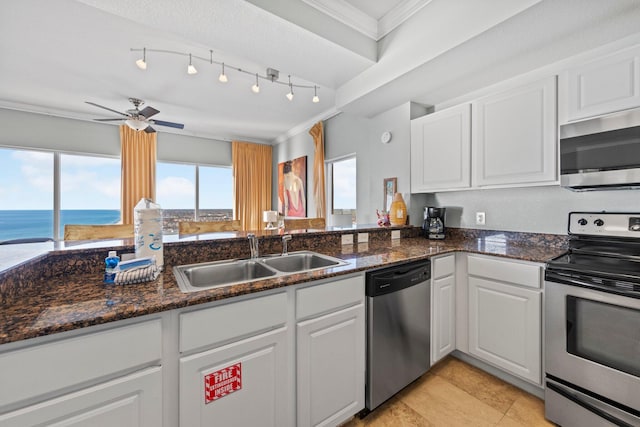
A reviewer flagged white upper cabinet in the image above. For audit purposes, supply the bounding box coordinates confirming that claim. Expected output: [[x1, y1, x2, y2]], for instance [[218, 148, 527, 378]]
[[561, 45, 640, 123], [472, 76, 558, 187], [411, 104, 471, 192]]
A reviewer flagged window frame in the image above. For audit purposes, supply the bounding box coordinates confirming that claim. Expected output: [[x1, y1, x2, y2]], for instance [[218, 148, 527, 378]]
[[326, 154, 357, 218]]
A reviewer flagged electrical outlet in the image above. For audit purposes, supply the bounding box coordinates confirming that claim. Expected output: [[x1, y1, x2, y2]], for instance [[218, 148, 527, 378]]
[[391, 230, 400, 240], [476, 212, 486, 225], [341, 234, 354, 245], [358, 233, 369, 243]]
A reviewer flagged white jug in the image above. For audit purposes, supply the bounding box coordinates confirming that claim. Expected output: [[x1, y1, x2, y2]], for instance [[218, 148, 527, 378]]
[[134, 198, 164, 270]]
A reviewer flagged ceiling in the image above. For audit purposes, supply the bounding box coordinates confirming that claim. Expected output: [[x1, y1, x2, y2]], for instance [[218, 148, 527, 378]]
[[1, 0, 639, 144]]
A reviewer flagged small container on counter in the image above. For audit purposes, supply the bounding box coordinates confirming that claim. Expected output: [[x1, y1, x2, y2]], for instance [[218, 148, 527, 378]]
[[104, 250, 120, 284]]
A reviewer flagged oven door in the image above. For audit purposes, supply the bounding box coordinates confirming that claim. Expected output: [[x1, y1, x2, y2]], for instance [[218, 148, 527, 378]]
[[545, 279, 640, 413]]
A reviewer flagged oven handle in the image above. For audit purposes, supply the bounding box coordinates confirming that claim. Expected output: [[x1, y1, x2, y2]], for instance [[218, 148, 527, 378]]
[[547, 382, 636, 427], [545, 270, 640, 299]]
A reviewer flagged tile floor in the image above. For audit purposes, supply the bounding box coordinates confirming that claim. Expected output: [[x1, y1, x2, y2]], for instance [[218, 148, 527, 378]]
[[342, 356, 556, 427]]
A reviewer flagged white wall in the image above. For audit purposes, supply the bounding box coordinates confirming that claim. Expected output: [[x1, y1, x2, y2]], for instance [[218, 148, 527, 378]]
[[0, 108, 231, 165], [426, 186, 639, 235]]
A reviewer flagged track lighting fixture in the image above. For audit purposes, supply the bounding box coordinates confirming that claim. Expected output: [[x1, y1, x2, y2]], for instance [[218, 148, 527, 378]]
[[130, 47, 321, 103], [251, 73, 260, 93], [286, 75, 294, 101], [187, 54, 198, 75], [135, 47, 147, 70], [219, 63, 228, 83]]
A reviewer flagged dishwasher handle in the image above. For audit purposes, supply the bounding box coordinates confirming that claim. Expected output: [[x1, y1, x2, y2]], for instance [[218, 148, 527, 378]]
[[366, 262, 430, 297]]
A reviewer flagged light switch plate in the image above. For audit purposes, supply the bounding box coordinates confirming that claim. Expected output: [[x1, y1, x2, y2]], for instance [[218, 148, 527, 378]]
[[476, 212, 486, 225], [391, 230, 400, 240], [358, 233, 369, 243], [341, 234, 354, 245]]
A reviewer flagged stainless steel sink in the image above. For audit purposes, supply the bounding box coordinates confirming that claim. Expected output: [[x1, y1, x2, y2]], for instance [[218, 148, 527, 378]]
[[173, 259, 278, 292], [262, 251, 347, 273], [173, 251, 348, 293]]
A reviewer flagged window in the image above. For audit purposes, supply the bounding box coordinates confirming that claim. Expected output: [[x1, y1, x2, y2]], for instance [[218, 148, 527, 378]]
[[0, 148, 54, 241], [60, 153, 121, 237], [156, 162, 233, 234], [199, 165, 233, 221], [156, 162, 196, 234], [328, 155, 356, 224]]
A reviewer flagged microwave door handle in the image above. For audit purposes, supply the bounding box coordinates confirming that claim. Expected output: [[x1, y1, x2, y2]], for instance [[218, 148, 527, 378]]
[[546, 382, 636, 427]]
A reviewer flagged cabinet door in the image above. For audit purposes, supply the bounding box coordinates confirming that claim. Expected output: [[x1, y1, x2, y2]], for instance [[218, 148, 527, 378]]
[[410, 104, 471, 192], [468, 277, 541, 384], [297, 304, 365, 427], [431, 274, 456, 365], [473, 76, 557, 187], [0, 367, 162, 427], [562, 45, 640, 122], [179, 327, 289, 427]]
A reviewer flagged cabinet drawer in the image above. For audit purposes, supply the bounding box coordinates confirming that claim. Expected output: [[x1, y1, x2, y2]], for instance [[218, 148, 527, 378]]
[[433, 255, 455, 279], [0, 319, 161, 409], [180, 292, 287, 353], [467, 255, 541, 289], [296, 275, 364, 320]]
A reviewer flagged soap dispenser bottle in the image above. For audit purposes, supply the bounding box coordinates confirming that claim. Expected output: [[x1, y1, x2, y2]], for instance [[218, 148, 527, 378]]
[[104, 250, 120, 284]]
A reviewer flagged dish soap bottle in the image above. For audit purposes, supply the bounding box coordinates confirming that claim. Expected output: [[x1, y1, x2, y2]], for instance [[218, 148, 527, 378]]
[[104, 250, 120, 284], [389, 193, 407, 226]]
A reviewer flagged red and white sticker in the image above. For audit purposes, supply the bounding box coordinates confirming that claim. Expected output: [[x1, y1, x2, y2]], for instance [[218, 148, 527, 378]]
[[204, 363, 242, 404]]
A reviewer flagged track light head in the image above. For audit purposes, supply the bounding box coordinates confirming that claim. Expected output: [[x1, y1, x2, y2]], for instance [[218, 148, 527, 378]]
[[187, 54, 198, 75], [252, 73, 260, 93], [218, 63, 228, 83], [135, 47, 147, 70], [312, 85, 319, 103]]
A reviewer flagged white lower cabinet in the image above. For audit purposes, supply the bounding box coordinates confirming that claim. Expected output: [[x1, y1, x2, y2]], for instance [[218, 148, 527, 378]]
[[466, 255, 542, 385], [0, 319, 163, 427], [296, 275, 365, 427], [179, 327, 289, 427], [431, 254, 456, 365], [0, 367, 162, 427]]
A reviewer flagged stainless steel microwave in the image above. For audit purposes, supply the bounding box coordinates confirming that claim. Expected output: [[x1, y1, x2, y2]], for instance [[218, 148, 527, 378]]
[[560, 107, 640, 191]]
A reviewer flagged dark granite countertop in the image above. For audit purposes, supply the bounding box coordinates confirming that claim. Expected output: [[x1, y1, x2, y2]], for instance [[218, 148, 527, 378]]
[[0, 231, 568, 346]]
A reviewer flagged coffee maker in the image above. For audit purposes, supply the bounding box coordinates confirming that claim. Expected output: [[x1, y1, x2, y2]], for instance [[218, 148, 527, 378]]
[[423, 207, 446, 239]]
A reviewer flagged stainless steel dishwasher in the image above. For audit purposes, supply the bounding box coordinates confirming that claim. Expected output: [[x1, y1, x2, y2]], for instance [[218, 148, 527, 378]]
[[364, 259, 431, 412]]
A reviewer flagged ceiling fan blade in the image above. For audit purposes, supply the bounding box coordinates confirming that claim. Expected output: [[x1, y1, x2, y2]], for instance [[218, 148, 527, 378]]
[[85, 101, 129, 117], [139, 106, 160, 119], [144, 126, 156, 133], [93, 118, 125, 122], [151, 120, 184, 129]]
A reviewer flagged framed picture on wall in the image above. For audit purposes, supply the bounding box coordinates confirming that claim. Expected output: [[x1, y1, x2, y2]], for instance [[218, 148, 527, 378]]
[[383, 177, 397, 212], [278, 156, 307, 217]]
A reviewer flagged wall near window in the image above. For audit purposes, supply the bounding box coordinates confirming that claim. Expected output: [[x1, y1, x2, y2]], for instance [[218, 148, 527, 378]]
[[0, 108, 231, 166]]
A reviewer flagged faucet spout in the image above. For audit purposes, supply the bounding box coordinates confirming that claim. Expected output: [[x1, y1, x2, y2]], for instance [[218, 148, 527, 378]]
[[282, 234, 292, 256], [247, 233, 259, 259]]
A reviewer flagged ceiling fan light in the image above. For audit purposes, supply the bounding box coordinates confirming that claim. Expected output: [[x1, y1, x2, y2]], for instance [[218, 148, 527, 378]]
[[125, 118, 149, 131]]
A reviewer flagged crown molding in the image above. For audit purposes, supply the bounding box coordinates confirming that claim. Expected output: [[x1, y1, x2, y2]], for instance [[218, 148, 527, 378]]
[[378, 0, 433, 39], [302, 0, 378, 40], [272, 106, 341, 145]]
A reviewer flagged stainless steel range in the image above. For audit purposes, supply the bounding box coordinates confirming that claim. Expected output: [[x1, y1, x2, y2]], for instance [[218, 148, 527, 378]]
[[545, 212, 640, 427]]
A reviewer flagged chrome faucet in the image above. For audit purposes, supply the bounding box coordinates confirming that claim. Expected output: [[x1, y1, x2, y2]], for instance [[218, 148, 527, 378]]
[[247, 233, 259, 259], [282, 234, 292, 256]]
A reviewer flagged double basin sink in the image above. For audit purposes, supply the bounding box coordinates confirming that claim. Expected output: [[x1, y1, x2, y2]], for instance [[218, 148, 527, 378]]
[[173, 251, 349, 293]]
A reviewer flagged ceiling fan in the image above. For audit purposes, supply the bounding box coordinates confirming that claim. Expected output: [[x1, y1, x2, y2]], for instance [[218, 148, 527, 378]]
[[86, 97, 185, 133]]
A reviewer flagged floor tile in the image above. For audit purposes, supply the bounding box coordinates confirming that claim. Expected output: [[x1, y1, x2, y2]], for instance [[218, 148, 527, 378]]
[[430, 356, 522, 413], [500, 392, 555, 427], [341, 397, 433, 427], [399, 374, 505, 426]]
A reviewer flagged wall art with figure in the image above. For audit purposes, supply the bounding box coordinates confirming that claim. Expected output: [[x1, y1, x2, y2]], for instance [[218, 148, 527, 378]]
[[278, 156, 307, 217]]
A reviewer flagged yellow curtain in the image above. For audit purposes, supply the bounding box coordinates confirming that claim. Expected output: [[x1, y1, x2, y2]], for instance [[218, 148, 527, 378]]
[[232, 141, 272, 231], [120, 125, 157, 224], [309, 121, 326, 218]]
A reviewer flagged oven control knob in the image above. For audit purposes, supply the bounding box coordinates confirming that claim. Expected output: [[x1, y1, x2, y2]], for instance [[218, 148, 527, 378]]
[[577, 218, 588, 226], [594, 219, 604, 227]]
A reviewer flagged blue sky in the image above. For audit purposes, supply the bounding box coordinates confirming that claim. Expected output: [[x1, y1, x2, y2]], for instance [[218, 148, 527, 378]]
[[0, 148, 233, 210]]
